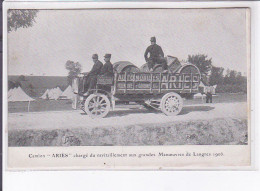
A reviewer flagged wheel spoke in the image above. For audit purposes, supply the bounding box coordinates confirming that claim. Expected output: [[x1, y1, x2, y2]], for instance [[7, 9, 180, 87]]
[[100, 103, 107, 106], [93, 97, 98, 103], [99, 98, 105, 104], [100, 106, 106, 110], [88, 105, 95, 109], [89, 102, 95, 108]]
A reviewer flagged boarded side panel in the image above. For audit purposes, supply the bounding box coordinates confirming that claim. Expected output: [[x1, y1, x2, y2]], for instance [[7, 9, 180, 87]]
[[115, 73, 200, 94]]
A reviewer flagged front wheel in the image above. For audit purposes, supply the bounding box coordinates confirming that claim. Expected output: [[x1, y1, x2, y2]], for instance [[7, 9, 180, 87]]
[[160, 92, 183, 116], [84, 93, 111, 118]]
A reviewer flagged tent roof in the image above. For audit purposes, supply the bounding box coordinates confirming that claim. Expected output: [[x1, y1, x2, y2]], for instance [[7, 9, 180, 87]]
[[60, 85, 73, 99], [39, 87, 62, 100], [47, 87, 63, 100], [40, 89, 50, 99], [8, 87, 35, 102]]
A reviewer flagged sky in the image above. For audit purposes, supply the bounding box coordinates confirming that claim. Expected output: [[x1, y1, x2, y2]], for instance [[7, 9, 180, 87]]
[[8, 8, 248, 76]]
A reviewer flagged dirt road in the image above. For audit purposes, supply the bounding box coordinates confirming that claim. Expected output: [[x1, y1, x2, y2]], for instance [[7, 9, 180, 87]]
[[8, 102, 248, 146], [8, 102, 247, 130]]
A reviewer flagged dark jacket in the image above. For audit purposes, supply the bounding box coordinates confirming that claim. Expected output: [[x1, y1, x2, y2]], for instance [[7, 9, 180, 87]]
[[160, 58, 168, 70], [101, 61, 114, 76], [89, 60, 103, 76], [144, 44, 164, 62]]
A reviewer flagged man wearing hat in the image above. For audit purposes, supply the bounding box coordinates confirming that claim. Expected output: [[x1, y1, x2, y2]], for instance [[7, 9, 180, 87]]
[[100, 54, 114, 76], [84, 54, 103, 91], [144, 37, 164, 71]]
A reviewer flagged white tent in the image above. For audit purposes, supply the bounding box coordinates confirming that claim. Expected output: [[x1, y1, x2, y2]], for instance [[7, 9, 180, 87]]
[[40, 89, 50, 99], [40, 87, 62, 100], [48, 87, 63, 100], [8, 88, 16, 98], [56, 87, 62, 95], [8, 86, 35, 102], [59, 85, 73, 100]]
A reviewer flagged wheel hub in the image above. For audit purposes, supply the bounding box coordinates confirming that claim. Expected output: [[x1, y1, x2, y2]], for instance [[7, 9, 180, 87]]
[[165, 96, 179, 112], [160, 93, 183, 116], [93, 102, 100, 108]]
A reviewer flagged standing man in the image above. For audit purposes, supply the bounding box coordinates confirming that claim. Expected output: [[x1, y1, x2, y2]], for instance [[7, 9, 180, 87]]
[[84, 54, 103, 91], [205, 85, 215, 103], [144, 37, 164, 72], [101, 54, 114, 76]]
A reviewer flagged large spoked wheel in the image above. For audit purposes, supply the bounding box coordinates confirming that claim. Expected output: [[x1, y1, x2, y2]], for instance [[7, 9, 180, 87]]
[[160, 92, 183, 116], [84, 93, 111, 118]]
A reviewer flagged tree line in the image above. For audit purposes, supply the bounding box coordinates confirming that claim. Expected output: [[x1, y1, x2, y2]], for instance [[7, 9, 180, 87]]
[[188, 54, 247, 93]]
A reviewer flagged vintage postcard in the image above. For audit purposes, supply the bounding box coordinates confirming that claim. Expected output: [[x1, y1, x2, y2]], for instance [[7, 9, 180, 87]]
[[3, 2, 252, 170]]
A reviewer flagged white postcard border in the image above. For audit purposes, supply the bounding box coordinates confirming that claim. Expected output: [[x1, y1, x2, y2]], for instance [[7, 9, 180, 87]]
[[2, 1, 258, 171]]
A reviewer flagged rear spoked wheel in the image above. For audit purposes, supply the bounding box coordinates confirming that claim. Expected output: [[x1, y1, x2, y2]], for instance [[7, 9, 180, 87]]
[[84, 93, 111, 118], [160, 92, 183, 116]]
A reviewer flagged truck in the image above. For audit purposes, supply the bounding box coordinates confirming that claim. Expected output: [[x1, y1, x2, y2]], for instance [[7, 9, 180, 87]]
[[72, 58, 201, 118]]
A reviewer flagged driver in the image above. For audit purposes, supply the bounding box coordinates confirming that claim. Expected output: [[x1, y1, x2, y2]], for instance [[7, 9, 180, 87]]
[[84, 54, 103, 92]]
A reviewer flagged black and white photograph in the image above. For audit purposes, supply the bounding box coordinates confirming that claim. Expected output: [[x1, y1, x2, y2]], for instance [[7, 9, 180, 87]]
[[3, 3, 251, 169]]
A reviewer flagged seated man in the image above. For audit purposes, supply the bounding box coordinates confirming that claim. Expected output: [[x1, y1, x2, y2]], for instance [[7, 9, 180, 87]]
[[83, 54, 103, 92], [100, 54, 114, 76], [99, 54, 114, 92]]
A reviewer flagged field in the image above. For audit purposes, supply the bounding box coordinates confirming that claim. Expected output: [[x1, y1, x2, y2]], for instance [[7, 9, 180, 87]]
[[8, 99, 73, 113], [8, 93, 247, 113]]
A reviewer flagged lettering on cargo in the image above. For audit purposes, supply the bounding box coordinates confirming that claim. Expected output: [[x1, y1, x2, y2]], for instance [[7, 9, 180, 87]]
[[135, 74, 152, 81], [168, 75, 183, 82], [135, 83, 150, 89], [116, 73, 200, 91]]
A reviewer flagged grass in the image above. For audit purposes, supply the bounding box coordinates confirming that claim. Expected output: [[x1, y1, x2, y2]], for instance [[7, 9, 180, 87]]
[[8, 99, 73, 113], [185, 93, 247, 105], [8, 93, 247, 113]]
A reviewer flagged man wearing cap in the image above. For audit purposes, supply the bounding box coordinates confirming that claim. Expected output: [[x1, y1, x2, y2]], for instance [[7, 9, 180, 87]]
[[100, 54, 114, 76], [144, 37, 164, 71], [83, 54, 103, 91]]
